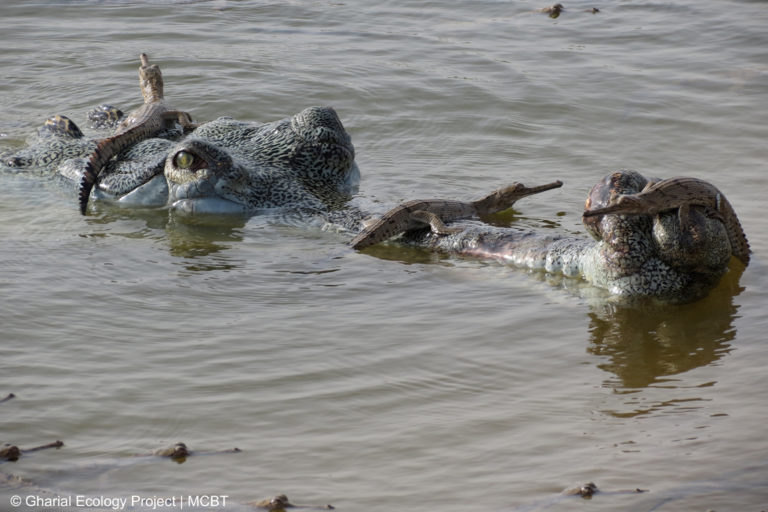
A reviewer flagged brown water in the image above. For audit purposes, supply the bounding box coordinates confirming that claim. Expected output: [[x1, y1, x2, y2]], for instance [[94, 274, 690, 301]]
[[1, 1, 767, 511]]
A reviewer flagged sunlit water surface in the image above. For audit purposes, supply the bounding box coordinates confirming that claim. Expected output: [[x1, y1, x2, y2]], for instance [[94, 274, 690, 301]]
[[1, 1, 767, 511]]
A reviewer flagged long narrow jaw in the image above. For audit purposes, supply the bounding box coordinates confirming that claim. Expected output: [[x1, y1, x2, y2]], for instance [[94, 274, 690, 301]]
[[507, 180, 564, 201], [583, 196, 644, 218], [583, 203, 625, 217], [479, 180, 563, 214]]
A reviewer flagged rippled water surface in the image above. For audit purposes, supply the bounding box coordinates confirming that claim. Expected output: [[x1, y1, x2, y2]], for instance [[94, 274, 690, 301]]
[[2, 1, 767, 511]]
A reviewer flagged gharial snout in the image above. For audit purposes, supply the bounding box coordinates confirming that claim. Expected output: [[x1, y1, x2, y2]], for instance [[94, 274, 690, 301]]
[[582, 196, 645, 218]]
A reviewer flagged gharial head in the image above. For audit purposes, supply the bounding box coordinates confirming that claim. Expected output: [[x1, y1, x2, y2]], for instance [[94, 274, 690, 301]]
[[547, 3, 565, 16], [473, 180, 563, 215], [138, 53, 164, 103], [476, 183, 527, 211], [270, 495, 289, 506], [0, 443, 21, 462], [168, 442, 189, 460], [582, 170, 649, 240]]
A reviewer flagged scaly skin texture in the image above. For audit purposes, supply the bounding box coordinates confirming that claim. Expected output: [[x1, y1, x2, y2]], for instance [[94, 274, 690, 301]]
[[1, 68, 358, 217], [402, 170, 743, 304], [162, 108, 358, 218], [349, 180, 563, 249], [78, 54, 195, 214], [2, 114, 97, 169], [582, 176, 750, 264], [2, 107, 358, 217], [0, 61, 748, 304]]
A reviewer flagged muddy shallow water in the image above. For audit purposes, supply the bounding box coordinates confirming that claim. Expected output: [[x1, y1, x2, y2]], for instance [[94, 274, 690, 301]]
[[1, 1, 767, 511]]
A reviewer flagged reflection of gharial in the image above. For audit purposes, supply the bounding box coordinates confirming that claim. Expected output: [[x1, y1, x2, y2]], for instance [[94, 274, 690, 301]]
[[249, 494, 335, 510], [374, 170, 749, 304]]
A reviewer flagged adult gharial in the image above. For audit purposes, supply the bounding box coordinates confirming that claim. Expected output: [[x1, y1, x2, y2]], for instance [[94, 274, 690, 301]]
[[0, 56, 749, 304], [1, 54, 362, 223], [376, 169, 749, 304]]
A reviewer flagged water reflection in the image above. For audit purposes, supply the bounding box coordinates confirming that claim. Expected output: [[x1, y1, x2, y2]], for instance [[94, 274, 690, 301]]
[[364, 229, 747, 394], [586, 263, 745, 390], [165, 213, 246, 263], [83, 205, 170, 231], [88, 205, 248, 268]]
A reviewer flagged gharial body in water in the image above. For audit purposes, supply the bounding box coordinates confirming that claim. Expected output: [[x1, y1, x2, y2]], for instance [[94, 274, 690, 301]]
[[0, 56, 749, 304], [0, 55, 558, 232], [249, 494, 335, 510], [1, 54, 362, 225], [379, 169, 749, 304]]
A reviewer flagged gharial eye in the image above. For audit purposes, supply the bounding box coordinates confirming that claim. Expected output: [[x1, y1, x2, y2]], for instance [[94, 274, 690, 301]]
[[173, 150, 196, 169]]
